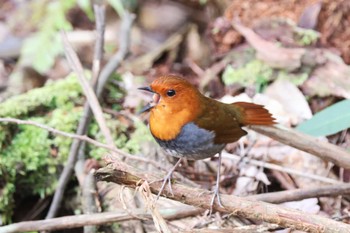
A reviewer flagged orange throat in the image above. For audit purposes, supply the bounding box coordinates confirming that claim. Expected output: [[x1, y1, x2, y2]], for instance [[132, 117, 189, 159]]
[[149, 105, 198, 141]]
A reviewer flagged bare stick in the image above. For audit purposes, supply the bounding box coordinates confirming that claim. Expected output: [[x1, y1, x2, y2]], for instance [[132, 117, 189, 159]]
[[82, 170, 99, 233], [0, 117, 167, 171], [0, 206, 203, 233], [181, 224, 280, 233], [222, 152, 342, 184], [62, 13, 146, 233], [250, 125, 350, 169], [97, 12, 135, 96], [62, 31, 114, 147], [80, 6, 106, 233], [44, 11, 135, 220], [91, 4, 106, 86], [95, 165, 350, 233], [250, 183, 350, 204], [45, 106, 92, 219]]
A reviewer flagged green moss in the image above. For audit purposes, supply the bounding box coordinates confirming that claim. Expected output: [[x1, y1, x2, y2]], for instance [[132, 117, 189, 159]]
[[294, 27, 319, 46], [88, 114, 129, 160], [0, 74, 82, 118], [0, 72, 139, 223], [124, 119, 154, 154], [0, 105, 84, 223], [222, 59, 274, 92], [0, 75, 84, 223], [222, 58, 311, 92]]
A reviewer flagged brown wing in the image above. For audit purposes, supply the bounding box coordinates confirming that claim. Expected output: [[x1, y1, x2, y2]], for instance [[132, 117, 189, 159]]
[[194, 98, 247, 144]]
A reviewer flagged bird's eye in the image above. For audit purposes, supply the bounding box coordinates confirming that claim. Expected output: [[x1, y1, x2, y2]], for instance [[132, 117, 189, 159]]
[[166, 89, 176, 97]]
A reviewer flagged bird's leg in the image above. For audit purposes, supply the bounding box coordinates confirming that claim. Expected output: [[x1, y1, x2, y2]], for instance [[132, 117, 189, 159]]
[[210, 152, 224, 214], [156, 158, 183, 200]]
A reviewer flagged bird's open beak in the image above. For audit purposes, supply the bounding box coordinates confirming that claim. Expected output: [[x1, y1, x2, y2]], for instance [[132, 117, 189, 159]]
[[138, 86, 159, 114], [138, 86, 154, 93]]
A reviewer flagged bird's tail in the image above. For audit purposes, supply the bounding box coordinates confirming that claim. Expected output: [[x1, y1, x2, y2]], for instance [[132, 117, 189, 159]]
[[232, 102, 275, 126]]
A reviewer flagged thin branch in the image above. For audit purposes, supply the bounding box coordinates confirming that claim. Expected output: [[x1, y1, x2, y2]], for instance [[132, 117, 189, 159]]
[[181, 224, 281, 233], [45, 105, 92, 219], [0, 117, 166, 171], [250, 183, 350, 204], [91, 4, 106, 85], [44, 11, 135, 220], [250, 125, 350, 169], [62, 13, 166, 232], [96, 12, 135, 96], [82, 170, 99, 233], [222, 152, 342, 184], [95, 164, 350, 233], [0, 207, 203, 233], [62, 31, 114, 148]]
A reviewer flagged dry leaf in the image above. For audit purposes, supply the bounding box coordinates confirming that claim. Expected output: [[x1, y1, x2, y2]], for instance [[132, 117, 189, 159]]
[[302, 60, 350, 98], [265, 79, 312, 125], [234, 165, 270, 196], [282, 198, 320, 214], [232, 22, 305, 71]]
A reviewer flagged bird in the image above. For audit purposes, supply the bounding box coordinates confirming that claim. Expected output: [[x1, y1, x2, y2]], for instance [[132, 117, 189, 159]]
[[139, 74, 275, 211]]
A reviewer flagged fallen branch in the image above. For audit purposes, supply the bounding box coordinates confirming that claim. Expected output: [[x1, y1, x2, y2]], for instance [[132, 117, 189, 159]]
[[251, 183, 350, 204], [249, 125, 350, 169], [0, 206, 202, 233], [182, 224, 280, 233], [95, 164, 350, 233]]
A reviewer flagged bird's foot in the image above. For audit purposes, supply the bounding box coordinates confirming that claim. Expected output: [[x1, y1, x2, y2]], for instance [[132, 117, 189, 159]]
[[155, 158, 183, 201], [208, 152, 224, 215], [209, 187, 224, 215], [156, 172, 174, 200]]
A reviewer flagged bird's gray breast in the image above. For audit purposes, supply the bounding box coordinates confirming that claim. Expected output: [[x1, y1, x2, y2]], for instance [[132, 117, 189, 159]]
[[154, 122, 225, 160]]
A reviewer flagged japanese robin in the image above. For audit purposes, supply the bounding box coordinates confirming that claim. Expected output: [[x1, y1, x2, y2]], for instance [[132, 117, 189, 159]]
[[139, 74, 275, 211]]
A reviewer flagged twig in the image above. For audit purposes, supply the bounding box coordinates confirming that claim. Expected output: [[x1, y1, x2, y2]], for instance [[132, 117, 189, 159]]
[[82, 170, 99, 233], [222, 152, 342, 184], [91, 4, 106, 86], [198, 49, 239, 91], [44, 11, 135, 220], [62, 31, 115, 147], [250, 183, 350, 204], [81, 5, 105, 233], [0, 207, 203, 233], [182, 224, 280, 233], [95, 164, 350, 233], [0, 117, 181, 173], [62, 13, 146, 233], [250, 125, 350, 169], [96, 12, 135, 96], [45, 105, 93, 219]]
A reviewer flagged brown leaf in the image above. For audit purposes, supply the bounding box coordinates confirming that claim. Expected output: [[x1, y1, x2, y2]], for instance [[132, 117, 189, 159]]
[[302, 59, 350, 98], [232, 22, 305, 71]]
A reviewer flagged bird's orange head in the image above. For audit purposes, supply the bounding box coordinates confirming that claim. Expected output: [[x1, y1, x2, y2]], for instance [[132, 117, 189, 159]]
[[139, 75, 204, 141]]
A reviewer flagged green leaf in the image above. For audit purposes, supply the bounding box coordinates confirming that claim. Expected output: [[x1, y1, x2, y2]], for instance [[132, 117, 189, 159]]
[[297, 99, 350, 136]]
